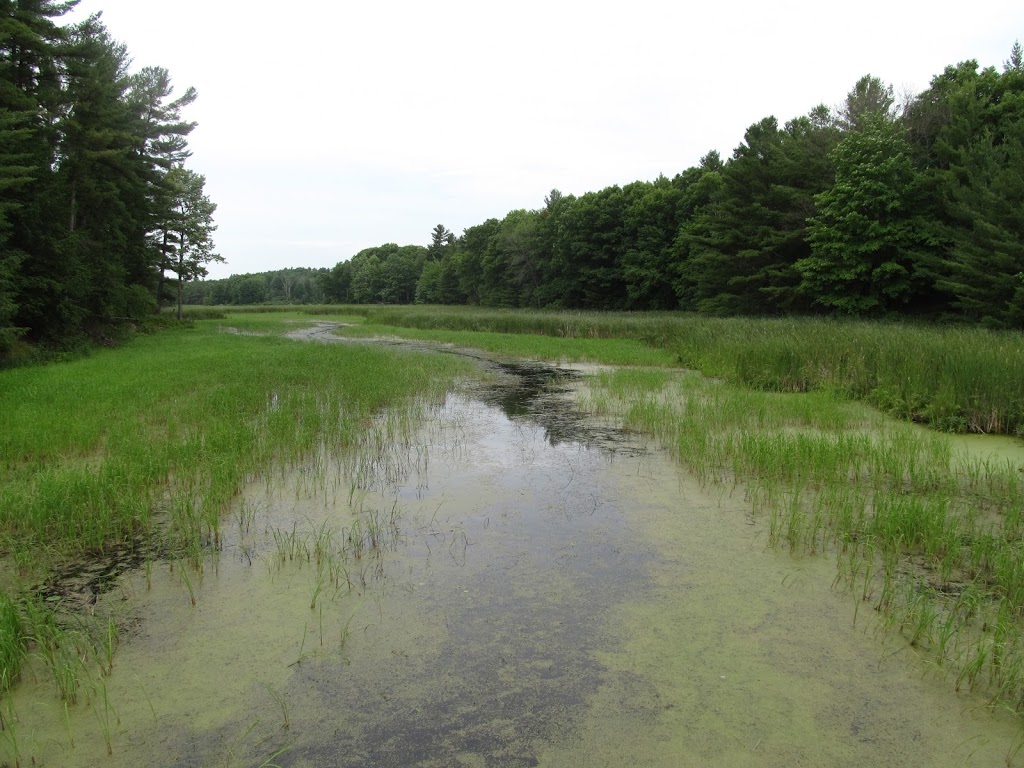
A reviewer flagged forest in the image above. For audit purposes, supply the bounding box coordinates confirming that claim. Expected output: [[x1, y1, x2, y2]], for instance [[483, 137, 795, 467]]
[[3, 0, 1023, 366], [180, 267, 328, 306], [0, 0, 217, 359], [311, 51, 1023, 327]]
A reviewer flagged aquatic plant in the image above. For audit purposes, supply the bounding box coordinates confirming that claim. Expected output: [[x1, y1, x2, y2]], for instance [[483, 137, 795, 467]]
[[0, 321, 472, 684], [583, 366, 1024, 712], [0, 597, 24, 693]]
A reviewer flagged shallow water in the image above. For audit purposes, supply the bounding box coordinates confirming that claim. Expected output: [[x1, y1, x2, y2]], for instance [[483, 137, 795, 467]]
[[7, 362, 1024, 767]]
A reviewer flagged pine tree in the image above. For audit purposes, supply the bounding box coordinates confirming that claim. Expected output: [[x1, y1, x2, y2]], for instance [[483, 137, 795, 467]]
[[162, 167, 219, 319]]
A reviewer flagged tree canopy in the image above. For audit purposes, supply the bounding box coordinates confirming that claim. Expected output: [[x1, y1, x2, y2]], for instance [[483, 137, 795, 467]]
[[0, 3, 216, 358]]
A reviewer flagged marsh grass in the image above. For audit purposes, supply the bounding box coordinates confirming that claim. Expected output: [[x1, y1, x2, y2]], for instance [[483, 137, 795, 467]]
[[0, 322, 471, 693], [255, 305, 1024, 437], [584, 367, 1024, 711], [215, 311, 363, 335], [333, 322, 679, 367]]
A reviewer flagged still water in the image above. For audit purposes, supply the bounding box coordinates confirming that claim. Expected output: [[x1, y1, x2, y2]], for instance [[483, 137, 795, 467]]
[[7, 359, 1022, 767]]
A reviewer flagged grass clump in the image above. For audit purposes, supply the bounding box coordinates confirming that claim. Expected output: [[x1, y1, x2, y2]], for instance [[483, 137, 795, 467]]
[[0, 597, 23, 692]]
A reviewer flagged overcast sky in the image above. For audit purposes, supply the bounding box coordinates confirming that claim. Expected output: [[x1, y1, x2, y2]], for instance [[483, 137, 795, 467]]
[[71, 1, 1022, 280]]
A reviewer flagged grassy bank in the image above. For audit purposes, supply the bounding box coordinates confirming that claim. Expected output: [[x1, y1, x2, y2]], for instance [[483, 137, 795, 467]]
[[582, 368, 1024, 711], [209, 305, 1021, 438], [0, 323, 473, 689]]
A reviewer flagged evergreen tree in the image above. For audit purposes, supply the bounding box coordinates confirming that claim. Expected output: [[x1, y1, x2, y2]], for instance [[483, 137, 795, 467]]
[[798, 116, 932, 315], [838, 74, 897, 131], [161, 167, 219, 318], [676, 112, 840, 314], [427, 223, 453, 261]]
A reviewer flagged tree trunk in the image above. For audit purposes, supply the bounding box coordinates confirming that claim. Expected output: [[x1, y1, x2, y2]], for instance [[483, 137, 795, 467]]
[[156, 230, 169, 313], [176, 251, 183, 320]]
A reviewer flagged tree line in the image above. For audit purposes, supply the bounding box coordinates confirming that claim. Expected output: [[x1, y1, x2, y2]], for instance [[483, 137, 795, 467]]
[[320, 47, 1024, 328], [1, 0, 218, 359], [182, 267, 328, 306]]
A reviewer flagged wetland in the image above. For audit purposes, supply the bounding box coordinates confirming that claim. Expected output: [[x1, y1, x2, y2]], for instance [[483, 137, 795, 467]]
[[2, 315, 1024, 766]]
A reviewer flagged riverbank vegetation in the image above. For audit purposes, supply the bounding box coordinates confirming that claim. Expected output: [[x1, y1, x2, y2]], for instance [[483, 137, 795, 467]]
[[581, 367, 1024, 714], [0, 323, 472, 692], [200, 305, 1024, 438]]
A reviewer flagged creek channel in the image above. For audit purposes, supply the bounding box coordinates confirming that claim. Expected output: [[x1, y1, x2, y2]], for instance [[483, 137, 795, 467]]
[[8, 329, 1024, 767]]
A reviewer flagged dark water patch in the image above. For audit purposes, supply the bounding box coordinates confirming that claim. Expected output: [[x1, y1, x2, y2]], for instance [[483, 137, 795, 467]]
[[288, 323, 645, 457], [472, 361, 647, 457], [30, 534, 156, 612]]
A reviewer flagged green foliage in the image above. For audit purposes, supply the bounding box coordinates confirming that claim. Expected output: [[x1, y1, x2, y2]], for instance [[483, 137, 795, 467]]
[[347, 244, 425, 304], [427, 223, 453, 261], [909, 55, 1024, 327], [620, 177, 682, 309], [800, 116, 931, 314], [160, 166, 219, 318], [479, 209, 542, 306], [0, 3, 214, 353], [837, 74, 897, 131], [936, 124, 1024, 325], [675, 113, 840, 314], [186, 267, 328, 306]]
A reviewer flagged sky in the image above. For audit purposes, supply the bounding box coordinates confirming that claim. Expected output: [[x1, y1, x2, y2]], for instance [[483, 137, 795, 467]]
[[69, 0, 1023, 280]]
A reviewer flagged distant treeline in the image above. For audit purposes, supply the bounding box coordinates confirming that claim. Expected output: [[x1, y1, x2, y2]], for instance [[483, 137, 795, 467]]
[[315, 50, 1023, 327], [182, 268, 328, 306], [1, 1, 218, 360]]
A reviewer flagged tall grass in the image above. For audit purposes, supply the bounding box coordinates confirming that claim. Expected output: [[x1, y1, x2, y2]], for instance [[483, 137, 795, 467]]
[[245, 306, 1023, 437], [583, 368, 1024, 709], [0, 322, 472, 688]]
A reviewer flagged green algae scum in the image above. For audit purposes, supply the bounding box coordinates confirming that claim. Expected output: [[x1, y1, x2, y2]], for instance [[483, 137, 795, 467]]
[[2, 319, 1024, 766]]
